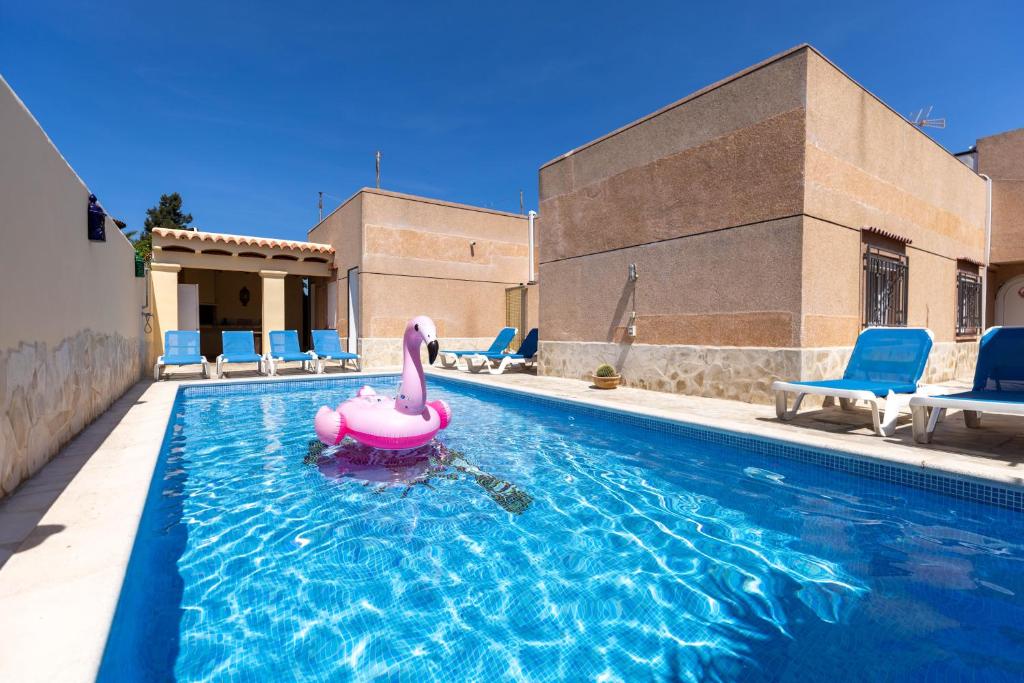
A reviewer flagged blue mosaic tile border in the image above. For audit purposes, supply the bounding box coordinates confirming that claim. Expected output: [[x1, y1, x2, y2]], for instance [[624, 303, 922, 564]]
[[180, 373, 392, 398], [178, 374, 1024, 512]]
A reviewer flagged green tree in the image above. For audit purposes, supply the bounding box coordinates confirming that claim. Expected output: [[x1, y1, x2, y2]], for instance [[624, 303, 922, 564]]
[[144, 192, 193, 232], [132, 192, 194, 260]]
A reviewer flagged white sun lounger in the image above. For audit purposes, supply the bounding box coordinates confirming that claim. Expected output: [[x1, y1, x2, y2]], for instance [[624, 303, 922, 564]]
[[771, 327, 934, 437], [910, 326, 1024, 444]]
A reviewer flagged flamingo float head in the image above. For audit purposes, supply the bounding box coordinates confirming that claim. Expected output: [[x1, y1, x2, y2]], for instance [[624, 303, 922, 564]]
[[406, 315, 440, 364]]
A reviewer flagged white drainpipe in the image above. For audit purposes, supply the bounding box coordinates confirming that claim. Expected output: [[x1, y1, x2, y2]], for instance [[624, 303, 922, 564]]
[[527, 210, 537, 284], [979, 173, 992, 327]]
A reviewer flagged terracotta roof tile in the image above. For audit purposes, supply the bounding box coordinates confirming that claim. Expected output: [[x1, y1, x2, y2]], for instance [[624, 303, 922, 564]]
[[861, 226, 913, 245], [152, 227, 334, 254]]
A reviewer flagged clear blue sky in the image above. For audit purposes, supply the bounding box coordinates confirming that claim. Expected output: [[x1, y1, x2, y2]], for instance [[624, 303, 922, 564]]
[[3, 1, 1022, 242]]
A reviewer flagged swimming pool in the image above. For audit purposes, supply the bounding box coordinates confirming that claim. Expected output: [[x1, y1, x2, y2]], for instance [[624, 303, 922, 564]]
[[99, 375, 1024, 681]]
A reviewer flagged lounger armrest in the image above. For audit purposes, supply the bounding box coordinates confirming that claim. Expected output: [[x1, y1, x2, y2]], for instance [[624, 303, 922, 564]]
[[910, 394, 1024, 415], [770, 381, 879, 402]]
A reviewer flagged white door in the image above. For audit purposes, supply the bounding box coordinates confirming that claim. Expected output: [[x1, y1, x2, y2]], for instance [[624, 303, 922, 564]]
[[177, 284, 199, 330], [996, 276, 1024, 326], [347, 267, 359, 354], [326, 280, 337, 329]]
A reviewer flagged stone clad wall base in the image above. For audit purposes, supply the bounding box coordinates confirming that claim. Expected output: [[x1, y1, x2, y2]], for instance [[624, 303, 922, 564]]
[[357, 337, 499, 370], [538, 340, 979, 405], [0, 331, 141, 497]]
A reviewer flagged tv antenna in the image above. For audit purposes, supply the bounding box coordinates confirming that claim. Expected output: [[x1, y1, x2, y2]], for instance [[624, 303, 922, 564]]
[[908, 106, 945, 130]]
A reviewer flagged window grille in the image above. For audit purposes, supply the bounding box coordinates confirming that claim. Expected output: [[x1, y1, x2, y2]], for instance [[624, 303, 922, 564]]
[[505, 286, 526, 349], [864, 247, 908, 327], [956, 270, 982, 336]]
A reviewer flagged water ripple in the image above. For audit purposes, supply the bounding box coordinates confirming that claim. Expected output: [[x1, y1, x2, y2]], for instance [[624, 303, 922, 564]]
[[98, 376, 1024, 682]]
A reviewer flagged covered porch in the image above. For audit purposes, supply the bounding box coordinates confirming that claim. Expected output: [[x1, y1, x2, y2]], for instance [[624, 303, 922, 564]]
[[149, 228, 335, 363]]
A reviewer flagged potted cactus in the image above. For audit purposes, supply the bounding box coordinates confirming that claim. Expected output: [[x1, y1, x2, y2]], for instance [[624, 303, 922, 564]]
[[592, 363, 621, 389]]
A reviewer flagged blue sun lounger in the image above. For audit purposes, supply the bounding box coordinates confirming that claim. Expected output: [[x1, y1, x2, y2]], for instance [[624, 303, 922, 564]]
[[772, 327, 934, 436], [154, 330, 211, 380], [466, 328, 539, 375], [911, 326, 1024, 444], [216, 331, 266, 378], [266, 330, 317, 375], [311, 329, 360, 373], [439, 327, 517, 368]]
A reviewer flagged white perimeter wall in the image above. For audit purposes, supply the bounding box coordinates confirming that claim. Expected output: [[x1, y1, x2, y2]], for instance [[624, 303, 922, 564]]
[[0, 74, 145, 497]]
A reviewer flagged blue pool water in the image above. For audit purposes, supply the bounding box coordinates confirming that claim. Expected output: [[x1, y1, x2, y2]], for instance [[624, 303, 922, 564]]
[[100, 375, 1024, 682]]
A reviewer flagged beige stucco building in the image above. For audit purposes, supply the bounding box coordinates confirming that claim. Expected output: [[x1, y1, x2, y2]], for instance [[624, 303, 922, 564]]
[[965, 128, 1024, 328], [145, 188, 537, 371], [537, 44, 991, 403], [148, 228, 334, 364], [307, 188, 537, 367]]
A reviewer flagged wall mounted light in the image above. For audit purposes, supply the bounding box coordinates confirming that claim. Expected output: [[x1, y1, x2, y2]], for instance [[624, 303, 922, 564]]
[[628, 263, 638, 282], [87, 194, 106, 242]]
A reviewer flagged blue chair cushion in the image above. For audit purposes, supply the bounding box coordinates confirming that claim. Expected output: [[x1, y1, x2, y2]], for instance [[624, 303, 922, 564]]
[[973, 327, 1024, 392], [442, 327, 517, 356], [939, 390, 1024, 404], [316, 352, 359, 360], [477, 329, 539, 361], [311, 330, 356, 357], [268, 330, 313, 359], [273, 351, 314, 362], [164, 331, 202, 359], [162, 354, 204, 366], [843, 328, 933, 387], [221, 331, 259, 363], [787, 379, 918, 397], [221, 353, 262, 363]]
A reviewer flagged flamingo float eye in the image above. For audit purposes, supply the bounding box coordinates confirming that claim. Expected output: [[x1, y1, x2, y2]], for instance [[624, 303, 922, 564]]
[[414, 324, 419, 331]]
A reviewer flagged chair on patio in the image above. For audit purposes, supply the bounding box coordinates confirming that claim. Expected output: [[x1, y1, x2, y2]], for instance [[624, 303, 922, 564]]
[[465, 329, 539, 375], [154, 330, 211, 380], [265, 330, 317, 376], [771, 327, 934, 436], [911, 326, 1024, 444], [311, 330, 360, 373], [439, 327, 517, 368], [216, 331, 266, 378]]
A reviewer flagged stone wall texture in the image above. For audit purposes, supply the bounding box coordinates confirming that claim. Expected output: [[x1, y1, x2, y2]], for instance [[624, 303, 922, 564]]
[[537, 44, 988, 380], [0, 331, 141, 497], [539, 339, 978, 405]]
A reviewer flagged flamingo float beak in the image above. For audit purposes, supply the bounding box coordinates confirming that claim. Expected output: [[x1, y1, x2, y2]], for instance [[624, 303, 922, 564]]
[[427, 339, 439, 365]]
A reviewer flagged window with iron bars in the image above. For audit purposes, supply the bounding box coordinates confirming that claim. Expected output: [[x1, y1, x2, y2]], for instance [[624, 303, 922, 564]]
[[956, 270, 982, 336], [863, 247, 908, 327]]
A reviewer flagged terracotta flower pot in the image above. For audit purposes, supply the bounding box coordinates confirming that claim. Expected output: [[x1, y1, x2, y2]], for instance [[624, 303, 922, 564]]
[[592, 374, 621, 389]]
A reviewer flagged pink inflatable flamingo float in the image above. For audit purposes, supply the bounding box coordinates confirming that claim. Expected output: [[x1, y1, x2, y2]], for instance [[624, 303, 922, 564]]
[[314, 316, 452, 450]]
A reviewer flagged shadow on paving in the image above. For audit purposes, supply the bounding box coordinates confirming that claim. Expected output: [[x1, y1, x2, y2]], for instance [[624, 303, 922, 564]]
[[0, 381, 151, 571], [755, 406, 1024, 467]]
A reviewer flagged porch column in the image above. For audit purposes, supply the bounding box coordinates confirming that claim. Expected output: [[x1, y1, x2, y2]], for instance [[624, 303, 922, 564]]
[[260, 270, 287, 352], [150, 262, 182, 355]]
